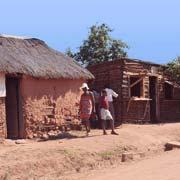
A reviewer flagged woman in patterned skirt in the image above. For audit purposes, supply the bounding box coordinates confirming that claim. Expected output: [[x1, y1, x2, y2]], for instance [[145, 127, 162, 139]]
[[79, 83, 95, 136]]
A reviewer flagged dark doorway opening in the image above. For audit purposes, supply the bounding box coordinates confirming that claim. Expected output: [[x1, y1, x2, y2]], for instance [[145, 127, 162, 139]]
[[149, 76, 157, 123], [164, 82, 173, 100], [6, 77, 21, 139]]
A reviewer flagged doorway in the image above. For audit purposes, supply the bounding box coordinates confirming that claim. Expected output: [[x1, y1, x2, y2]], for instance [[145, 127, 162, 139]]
[[5, 77, 21, 139], [149, 76, 157, 123]]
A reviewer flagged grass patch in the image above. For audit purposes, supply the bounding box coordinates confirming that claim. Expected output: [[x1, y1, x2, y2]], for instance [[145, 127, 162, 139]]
[[99, 150, 116, 160], [61, 149, 77, 160], [99, 145, 135, 160]]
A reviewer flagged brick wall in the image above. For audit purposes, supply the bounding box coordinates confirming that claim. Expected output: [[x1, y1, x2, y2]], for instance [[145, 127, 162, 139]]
[[159, 79, 180, 122], [88, 60, 123, 122], [160, 100, 180, 122], [122, 100, 150, 123], [88, 59, 161, 124], [88, 58, 180, 124]]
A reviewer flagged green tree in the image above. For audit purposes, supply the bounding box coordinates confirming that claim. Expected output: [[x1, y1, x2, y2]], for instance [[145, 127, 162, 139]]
[[66, 23, 129, 66], [65, 48, 74, 58], [163, 58, 180, 83]]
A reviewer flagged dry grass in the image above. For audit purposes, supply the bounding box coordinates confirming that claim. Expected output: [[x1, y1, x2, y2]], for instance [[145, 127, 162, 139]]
[[0, 35, 94, 79]]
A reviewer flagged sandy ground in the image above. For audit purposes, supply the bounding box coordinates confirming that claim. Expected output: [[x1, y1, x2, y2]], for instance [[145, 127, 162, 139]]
[[84, 149, 180, 180], [1, 123, 180, 180]]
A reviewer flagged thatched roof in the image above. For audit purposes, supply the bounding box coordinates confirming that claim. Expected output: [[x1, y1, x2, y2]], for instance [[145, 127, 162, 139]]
[[0, 34, 94, 79]]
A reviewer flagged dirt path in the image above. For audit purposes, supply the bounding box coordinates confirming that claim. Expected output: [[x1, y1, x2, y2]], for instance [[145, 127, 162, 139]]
[[1, 123, 180, 180], [85, 149, 180, 180]]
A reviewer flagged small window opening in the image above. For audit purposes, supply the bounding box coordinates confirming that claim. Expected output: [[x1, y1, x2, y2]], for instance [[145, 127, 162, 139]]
[[129, 76, 143, 97]]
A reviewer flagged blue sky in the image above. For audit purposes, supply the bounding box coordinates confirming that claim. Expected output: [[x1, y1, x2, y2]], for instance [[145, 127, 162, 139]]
[[0, 0, 180, 64]]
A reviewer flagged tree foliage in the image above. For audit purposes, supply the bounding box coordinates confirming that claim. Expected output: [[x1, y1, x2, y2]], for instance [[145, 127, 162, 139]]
[[66, 23, 129, 66], [65, 48, 74, 58], [163, 58, 180, 83]]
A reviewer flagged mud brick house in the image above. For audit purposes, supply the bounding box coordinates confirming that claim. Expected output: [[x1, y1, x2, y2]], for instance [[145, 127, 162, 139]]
[[88, 58, 180, 124], [0, 35, 94, 139]]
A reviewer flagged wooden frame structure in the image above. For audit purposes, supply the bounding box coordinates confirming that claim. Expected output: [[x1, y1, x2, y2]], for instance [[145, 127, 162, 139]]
[[88, 58, 180, 124]]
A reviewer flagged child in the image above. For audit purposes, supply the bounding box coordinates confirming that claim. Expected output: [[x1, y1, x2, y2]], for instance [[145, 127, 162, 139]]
[[79, 83, 95, 136], [99, 89, 118, 135]]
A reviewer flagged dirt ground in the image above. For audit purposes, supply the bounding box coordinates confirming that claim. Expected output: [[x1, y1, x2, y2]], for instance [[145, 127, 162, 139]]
[[1, 123, 180, 180], [82, 149, 180, 180]]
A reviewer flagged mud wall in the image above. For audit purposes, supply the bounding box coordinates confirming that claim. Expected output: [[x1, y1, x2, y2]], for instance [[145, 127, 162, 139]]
[[21, 76, 84, 138], [0, 98, 6, 138]]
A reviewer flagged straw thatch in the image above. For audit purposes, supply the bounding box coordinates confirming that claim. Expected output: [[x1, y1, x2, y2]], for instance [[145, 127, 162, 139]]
[[0, 34, 94, 79]]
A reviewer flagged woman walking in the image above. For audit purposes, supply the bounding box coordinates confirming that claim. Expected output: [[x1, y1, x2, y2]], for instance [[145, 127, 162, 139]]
[[79, 83, 95, 136]]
